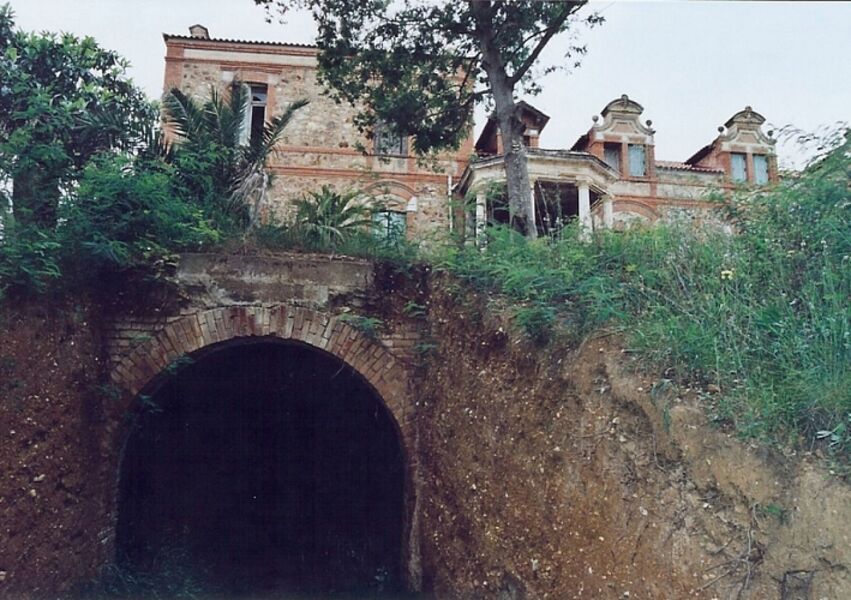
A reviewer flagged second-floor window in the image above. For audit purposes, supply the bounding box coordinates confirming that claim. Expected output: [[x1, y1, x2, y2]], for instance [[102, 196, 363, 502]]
[[753, 154, 769, 185], [239, 83, 267, 146], [603, 143, 621, 173], [731, 152, 747, 183], [374, 122, 408, 156], [628, 144, 646, 177]]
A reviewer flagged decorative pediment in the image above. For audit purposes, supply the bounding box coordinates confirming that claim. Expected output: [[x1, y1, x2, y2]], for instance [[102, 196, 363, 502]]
[[718, 105, 775, 150], [591, 94, 655, 142]]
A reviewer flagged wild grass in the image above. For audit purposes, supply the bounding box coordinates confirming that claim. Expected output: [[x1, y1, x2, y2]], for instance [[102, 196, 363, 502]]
[[434, 133, 850, 458]]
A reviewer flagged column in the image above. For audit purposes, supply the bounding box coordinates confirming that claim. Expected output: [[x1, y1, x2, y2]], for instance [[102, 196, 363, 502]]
[[529, 179, 537, 234], [603, 195, 614, 229], [475, 190, 487, 245], [577, 179, 592, 239]]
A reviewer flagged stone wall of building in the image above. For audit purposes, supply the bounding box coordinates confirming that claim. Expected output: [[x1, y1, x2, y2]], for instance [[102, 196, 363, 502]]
[[163, 34, 471, 240]]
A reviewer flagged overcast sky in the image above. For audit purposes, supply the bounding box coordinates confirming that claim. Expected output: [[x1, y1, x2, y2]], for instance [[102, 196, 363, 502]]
[[7, 0, 850, 168]]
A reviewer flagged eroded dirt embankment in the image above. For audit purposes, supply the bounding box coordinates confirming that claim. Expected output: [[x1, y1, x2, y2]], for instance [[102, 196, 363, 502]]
[[0, 300, 116, 598], [416, 280, 851, 599], [1, 274, 850, 599]]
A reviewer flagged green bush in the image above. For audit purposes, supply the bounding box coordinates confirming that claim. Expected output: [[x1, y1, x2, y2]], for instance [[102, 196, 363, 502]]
[[60, 156, 219, 279], [0, 220, 62, 295]]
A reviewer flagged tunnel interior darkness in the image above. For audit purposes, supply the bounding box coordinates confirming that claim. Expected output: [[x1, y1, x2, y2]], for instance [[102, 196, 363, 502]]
[[116, 340, 406, 597]]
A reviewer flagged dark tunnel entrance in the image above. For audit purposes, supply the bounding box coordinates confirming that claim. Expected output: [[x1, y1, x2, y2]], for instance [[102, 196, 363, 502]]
[[116, 340, 407, 598]]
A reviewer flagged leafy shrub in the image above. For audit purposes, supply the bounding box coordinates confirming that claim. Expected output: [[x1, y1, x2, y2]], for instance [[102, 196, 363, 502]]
[[293, 185, 375, 250], [0, 220, 61, 296], [339, 313, 384, 339], [59, 155, 218, 279]]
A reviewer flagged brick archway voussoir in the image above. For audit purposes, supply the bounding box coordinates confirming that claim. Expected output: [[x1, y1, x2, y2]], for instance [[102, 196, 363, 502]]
[[113, 305, 410, 421]]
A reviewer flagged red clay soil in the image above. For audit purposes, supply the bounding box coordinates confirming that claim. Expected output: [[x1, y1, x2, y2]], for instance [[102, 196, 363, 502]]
[[415, 281, 851, 599], [0, 299, 113, 598], [1, 281, 850, 599]]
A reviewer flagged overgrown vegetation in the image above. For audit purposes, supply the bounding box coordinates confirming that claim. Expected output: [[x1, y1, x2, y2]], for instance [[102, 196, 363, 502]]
[[1, 2, 847, 466], [435, 131, 850, 459]]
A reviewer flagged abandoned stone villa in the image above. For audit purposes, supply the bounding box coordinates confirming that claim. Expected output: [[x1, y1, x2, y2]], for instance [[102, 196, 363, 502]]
[[164, 25, 779, 240]]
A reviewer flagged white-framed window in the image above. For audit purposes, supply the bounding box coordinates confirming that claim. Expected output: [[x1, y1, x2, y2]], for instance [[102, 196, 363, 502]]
[[239, 83, 267, 146], [628, 144, 646, 177], [753, 154, 769, 185], [374, 122, 408, 156], [603, 143, 621, 173], [731, 152, 747, 183], [372, 210, 407, 244]]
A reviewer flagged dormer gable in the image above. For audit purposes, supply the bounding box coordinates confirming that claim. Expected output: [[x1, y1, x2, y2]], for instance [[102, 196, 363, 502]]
[[573, 94, 656, 179], [594, 94, 655, 145], [687, 106, 777, 184], [475, 101, 550, 156]]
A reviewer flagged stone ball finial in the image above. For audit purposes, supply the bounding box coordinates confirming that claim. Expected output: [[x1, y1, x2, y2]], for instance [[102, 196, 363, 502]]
[[718, 126, 725, 133], [592, 115, 599, 123], [621, 94, 629, 102], [768, 129, 774, 138], [646, 119, 653, 127]]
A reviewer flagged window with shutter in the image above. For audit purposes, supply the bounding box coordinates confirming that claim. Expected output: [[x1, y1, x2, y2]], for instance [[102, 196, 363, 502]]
[[628, 144, 646, 177], [604, 143, 621, 173], [753, 154, 769, 184], [239, 83, 267, 146], [731, 153, 747, 183]]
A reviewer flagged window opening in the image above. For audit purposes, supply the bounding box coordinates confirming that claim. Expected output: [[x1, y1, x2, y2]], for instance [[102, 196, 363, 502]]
[[753, 154, 769, 185], [374, 122, 408, 156], [372, 210, 407, 244], [603, 143, 621, 173], [239, 83, 267, 146], [628, 144, 646, 177], [731, 152, 747, 183]]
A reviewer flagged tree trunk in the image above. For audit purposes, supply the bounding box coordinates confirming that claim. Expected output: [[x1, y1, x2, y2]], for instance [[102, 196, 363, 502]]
[[495, 102, 536, 239], [472, 1, 537, 239]]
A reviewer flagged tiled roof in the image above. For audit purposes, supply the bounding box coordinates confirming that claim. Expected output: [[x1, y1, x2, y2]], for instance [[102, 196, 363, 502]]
[[656, 160, 723, 174], [163, 33, 316, 49]]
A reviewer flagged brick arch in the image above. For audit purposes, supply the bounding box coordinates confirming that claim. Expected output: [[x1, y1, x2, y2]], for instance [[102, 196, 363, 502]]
[[110, 305, 412, 444], [612, 198, 661, 222], [109, 303, 422, 588], [364, 179, 417, 201]]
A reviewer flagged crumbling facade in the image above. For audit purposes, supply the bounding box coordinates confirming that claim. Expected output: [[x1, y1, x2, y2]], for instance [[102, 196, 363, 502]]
[[163, 27, 778, 241]]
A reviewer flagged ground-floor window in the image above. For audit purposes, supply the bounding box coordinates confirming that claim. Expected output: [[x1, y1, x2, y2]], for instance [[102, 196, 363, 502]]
[[372, 210, 407, 244]]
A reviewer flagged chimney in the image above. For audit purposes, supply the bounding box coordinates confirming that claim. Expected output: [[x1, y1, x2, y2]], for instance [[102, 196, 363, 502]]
[[189, 24, 210, 39]]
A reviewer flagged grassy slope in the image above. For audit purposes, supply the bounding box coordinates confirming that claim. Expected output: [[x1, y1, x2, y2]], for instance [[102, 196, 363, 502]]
[[434, 136, 850, 459]]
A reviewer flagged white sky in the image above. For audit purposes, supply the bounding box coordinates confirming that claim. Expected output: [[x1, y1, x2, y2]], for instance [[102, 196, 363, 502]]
[[7, 0, 850, 168]]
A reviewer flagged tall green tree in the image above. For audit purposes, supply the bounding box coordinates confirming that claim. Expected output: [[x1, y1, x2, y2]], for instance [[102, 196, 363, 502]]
[[0, 3, 153, 228], [254, 0, 600, 238]]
